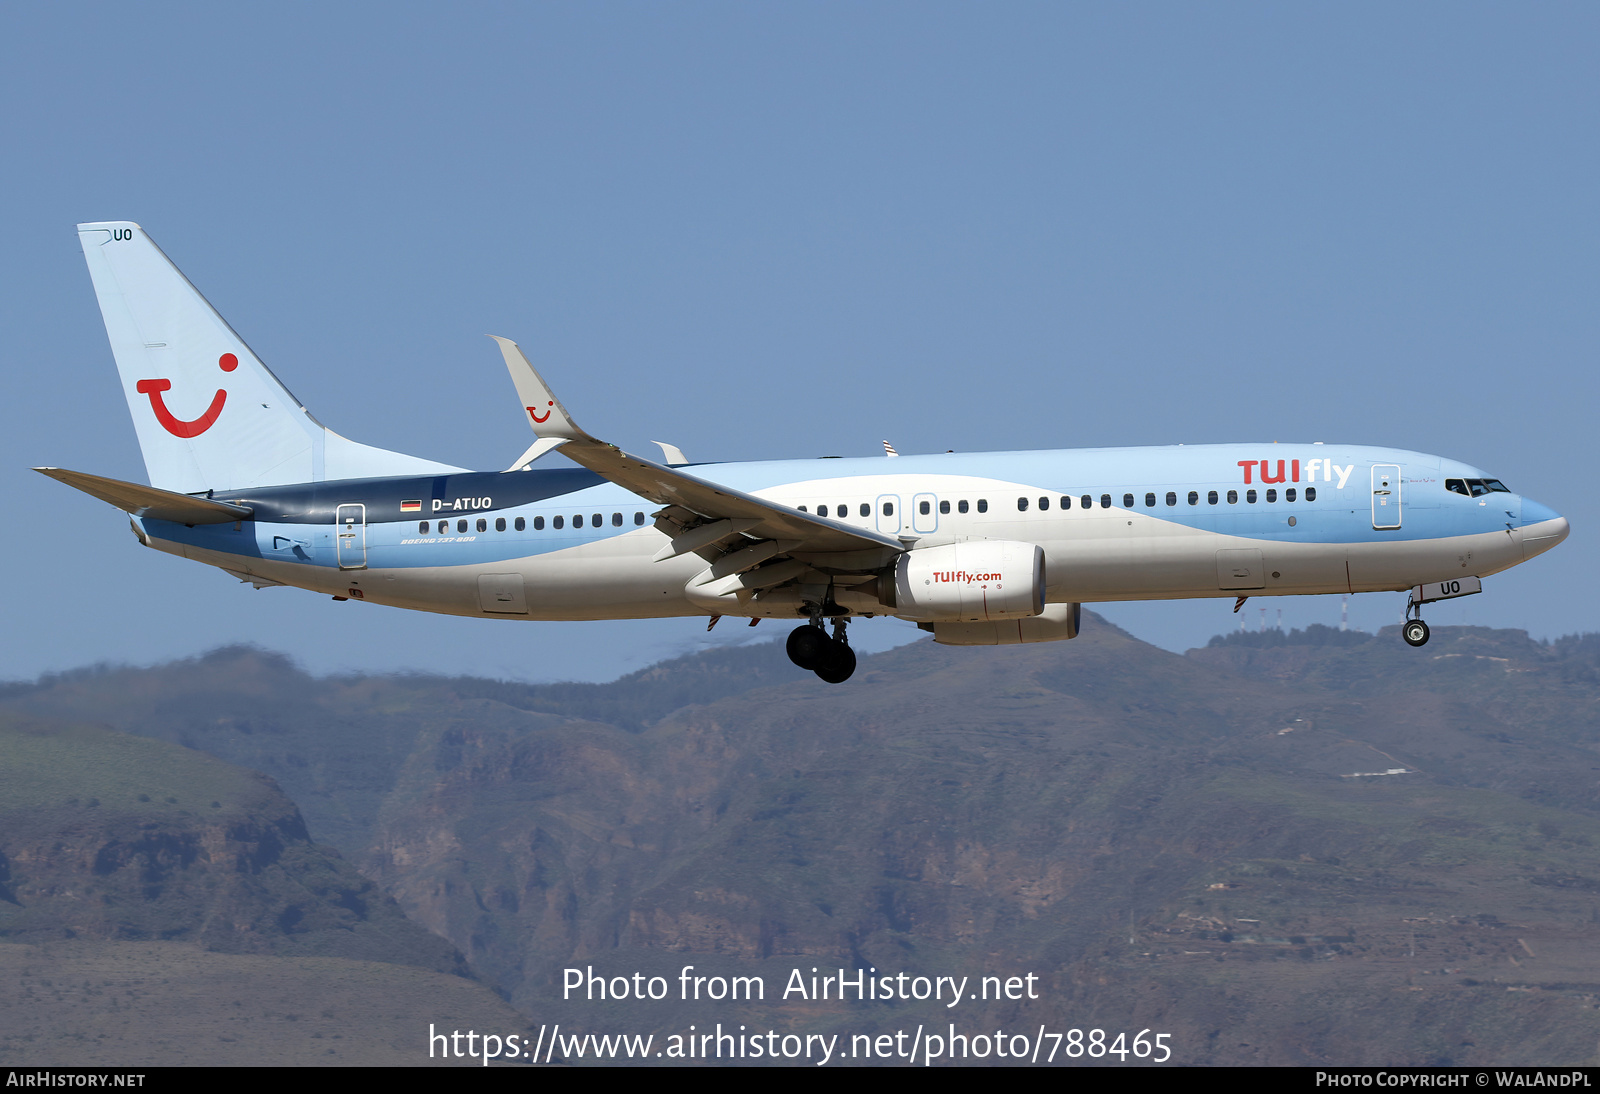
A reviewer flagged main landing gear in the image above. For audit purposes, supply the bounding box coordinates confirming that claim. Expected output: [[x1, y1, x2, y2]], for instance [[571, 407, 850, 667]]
[[787, 618, 856, 683]]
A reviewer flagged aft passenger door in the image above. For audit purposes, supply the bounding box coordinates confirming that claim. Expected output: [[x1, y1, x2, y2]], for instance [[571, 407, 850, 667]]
[[1372, 465, 1401, 530], [336, 503, 367, 570]]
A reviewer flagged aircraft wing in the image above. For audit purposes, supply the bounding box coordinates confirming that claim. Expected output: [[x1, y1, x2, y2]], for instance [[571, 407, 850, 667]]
[[35, 467, 253, 524], [490, 337, 905, 562]]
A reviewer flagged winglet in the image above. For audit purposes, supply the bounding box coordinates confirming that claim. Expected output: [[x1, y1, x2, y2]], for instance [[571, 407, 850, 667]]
[[490, 336, 589, 442], [653, 441, 689, 466]]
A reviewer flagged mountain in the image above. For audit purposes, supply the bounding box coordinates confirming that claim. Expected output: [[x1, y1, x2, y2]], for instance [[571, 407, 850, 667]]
[[6, 617, 1600, 1066], [0, 712, 526, 1065]]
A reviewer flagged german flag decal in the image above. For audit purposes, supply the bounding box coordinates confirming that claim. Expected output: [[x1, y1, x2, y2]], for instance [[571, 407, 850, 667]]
[[400, 499, 422, 512]]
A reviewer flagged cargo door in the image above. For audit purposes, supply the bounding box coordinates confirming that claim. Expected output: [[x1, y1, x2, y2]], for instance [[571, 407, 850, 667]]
[[478, 573, 528, 614], [1216, 548, 1265, 590]]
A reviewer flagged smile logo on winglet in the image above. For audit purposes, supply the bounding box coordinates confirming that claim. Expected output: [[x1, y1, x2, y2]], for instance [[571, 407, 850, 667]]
[[528, 401, 553, 424], [137, 353, 238, 438]]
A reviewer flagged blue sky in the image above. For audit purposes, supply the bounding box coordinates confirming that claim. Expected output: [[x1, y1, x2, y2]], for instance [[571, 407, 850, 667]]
[[4, 4, 1595, 682]]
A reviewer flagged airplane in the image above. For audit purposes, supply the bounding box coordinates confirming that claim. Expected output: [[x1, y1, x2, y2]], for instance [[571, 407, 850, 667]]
[[39, 222, 1570, 684]]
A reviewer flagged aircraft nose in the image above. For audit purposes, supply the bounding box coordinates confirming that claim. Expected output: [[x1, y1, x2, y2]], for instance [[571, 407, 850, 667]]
[[1518, 498, 1568, 560], [1521, 497, 1563, 526]]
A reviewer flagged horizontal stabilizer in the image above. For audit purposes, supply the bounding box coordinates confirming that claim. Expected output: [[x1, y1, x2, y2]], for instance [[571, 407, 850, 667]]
[[505, 436, 568, 472], [35, 467, 252, 524]]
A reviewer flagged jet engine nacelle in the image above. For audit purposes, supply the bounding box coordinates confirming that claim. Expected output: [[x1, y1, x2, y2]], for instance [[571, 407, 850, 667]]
[[887, 540, 1045, 622]]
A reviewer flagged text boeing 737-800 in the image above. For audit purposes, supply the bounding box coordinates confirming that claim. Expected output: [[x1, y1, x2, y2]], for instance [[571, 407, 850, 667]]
[[39, 222, 1570, 683]]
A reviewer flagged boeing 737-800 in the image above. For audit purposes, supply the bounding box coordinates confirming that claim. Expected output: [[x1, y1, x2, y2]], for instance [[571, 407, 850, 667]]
[[39, 222, 1570, 683]]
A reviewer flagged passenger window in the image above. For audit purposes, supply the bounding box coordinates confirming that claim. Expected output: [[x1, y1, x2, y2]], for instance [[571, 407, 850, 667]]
[[1017, 497, 1029, 512], [553, 515, 563, 529], [516, 517, 526, 531], [417, 521, 428, 533], [1100, 494, 1111, 508], [1227, 490, 1238, 504], [495, 517, 506, 531], [1208, 491, 1218, 505], [635, 512, 645, 525], [574, 514, 583, 528], [612, 512, 622, 526], [1166, 492, 1176, 506], [977, 499, 988, 513], [1188, 491, 1198, 505], [882, 502, 894, 516], [437, 520, 448, 533], [477, 518, 488, 532], [1265, 489, 1276, 503], [1144, 493, 1156, 507], [1123, 493, 1135, 508], [458, 519, 469, 533], [939, 500, 950, 514], [958, 500, 969, 514], [798, 505, 807, 512], [860, 503, 870, 517], [533, 516, 544, 530], [1039, 496, 1049, 510], [592, 513, 602, 526], [1306, 487, 1317, 501], [816, 505, 828, 517], [1061, 496, 1072, 509], [1081, 495, 1092, 509], [919, 500, 931, 515], [1285, 488, 1296, 502]]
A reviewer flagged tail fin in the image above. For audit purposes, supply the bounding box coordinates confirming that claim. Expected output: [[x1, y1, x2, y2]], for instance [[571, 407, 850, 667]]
[[77, 222, 464, 493]]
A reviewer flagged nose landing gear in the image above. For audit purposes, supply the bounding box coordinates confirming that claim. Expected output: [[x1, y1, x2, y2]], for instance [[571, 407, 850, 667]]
[[1402, 589, 1432, 647], [786, 616, 857, 683]]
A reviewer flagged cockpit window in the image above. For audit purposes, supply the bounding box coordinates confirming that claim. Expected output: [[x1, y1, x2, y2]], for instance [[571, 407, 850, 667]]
[[1448, 477, 1511, 497]]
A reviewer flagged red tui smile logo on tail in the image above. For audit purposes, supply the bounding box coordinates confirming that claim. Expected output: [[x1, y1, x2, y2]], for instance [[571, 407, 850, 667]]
[[137, 353, 237, 437], [528, 400, 553, 424]]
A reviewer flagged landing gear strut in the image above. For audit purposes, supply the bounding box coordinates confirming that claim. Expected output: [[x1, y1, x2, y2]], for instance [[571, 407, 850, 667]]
[[786, 615, 856, 683]]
